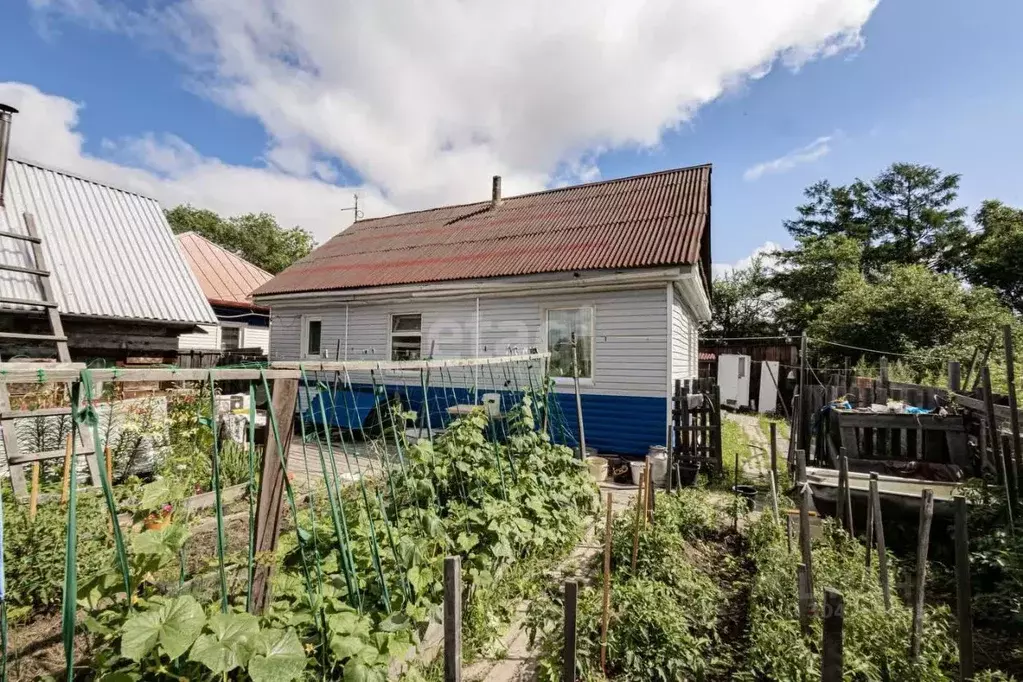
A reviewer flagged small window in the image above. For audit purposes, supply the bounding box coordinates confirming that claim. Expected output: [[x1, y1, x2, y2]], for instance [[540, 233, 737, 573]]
[[738, 356, 747, 379], [304, 318, 322, 358], [547, 307, 593, 379], [221, 326, 241, 350], [390, 314, 422, 361]]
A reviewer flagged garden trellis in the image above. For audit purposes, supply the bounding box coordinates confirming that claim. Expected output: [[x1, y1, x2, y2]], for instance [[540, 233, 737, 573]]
[[0, 351, 595, 681]]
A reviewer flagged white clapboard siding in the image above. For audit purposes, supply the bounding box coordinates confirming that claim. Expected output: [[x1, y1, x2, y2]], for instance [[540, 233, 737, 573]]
[[270, 286, 670, 398], [671, 287, 698, 382], [242, 326, 270, 354], [178, 323, 220, 351]]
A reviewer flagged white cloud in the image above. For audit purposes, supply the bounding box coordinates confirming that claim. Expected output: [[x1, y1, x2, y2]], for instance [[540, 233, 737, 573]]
[[30, 0, 878, 214], [0, 82, 394, 241], [713, 241, 783, 279], [744, 135, 835, 181]]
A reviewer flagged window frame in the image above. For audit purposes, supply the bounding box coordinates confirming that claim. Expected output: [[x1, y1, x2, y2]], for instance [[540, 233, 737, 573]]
[[543, 305, 596, 385], [219, 322, 244, 351], [300, 315, 323, 359], [388, 312, 423, 362]]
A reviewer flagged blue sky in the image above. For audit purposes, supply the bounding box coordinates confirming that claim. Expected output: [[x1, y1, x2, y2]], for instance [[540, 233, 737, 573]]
[[2, 0, 1021, 268]]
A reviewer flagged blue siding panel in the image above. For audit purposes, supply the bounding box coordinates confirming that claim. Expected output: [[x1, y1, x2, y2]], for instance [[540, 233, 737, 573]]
[[299, 382, 666, 457]]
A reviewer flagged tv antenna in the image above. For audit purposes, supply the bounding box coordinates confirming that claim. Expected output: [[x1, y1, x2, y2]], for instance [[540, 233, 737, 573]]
[[340, 193, 364, 221]]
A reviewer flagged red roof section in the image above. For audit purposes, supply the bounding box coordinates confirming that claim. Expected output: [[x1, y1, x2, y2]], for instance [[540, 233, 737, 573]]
[[255, 164, 711, 296], [177, 232, 273, 310]]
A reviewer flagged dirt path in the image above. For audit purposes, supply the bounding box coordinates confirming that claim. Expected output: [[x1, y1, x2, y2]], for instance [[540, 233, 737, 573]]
[[462, 483, 637, 682]]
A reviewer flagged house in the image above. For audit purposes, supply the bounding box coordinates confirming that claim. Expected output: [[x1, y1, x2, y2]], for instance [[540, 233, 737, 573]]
[[0, 158, 216, 362], [176, 232, 272, 354], [254, 166, 713, 456]]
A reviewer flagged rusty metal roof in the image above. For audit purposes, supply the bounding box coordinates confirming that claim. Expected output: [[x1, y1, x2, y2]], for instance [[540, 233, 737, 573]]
[[0, 158, 216, 324], [177, 232, 272, 310], [256, 164, 711, 297]]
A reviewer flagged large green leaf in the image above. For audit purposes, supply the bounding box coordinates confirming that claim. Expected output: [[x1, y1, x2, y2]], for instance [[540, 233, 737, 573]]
[[132, 524, 189, 557], [140, 478, 176, 511], [247, 628, 307, 682], [120, 595, 205, 662], [189, 611, 260, 674], [343, 660, 387, 682]]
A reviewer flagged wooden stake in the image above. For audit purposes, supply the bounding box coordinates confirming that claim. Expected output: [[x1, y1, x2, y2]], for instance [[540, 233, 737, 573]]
[[821, 588, 845, 682], [954, 496, 974, 681], [600, 493, 612, 675], [797, 563, 812, 637], [910, 488, 935, 660], [571, 336, 586, 460], [104, 446, 113, 485], [840, 453, 854, 536], [631, 468, 644, 572], [768, 470, 780, 524], [865, 481, 874, 569], [769, 421, 778, 482], [28, 462, 40, 521], [983, 366, 1015, 535], [444, 555, 462, 682], [870, 473, 891, 610], [643, 458, 652, 526], [948, 360, 961, 393], [1004, 325, 1022, 514], [60, 434, 73, 504], [785, 514, 793, 554], [562, 580, 578, 682], [799, 481, 815, 599], [646, 455, 655, 522]]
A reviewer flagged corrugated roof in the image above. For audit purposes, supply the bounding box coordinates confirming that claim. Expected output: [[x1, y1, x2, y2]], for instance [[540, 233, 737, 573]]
[[177, 232, 273, 310], [0, 158, 216, 324], [256, 164, 711, 296]]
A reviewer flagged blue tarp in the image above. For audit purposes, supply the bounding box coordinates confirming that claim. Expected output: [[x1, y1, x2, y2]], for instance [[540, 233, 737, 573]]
[[304, 388, 381, 429]]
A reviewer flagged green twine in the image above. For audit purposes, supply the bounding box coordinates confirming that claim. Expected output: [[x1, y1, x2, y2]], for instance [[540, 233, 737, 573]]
[[78, 370, 131, 601], [206, 372, 229, 613], [61, 384, 82, 682], [246, 384, 258, 612]]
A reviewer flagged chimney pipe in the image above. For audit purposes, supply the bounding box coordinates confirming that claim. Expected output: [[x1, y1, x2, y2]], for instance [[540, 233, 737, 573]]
[[0, 103, 17, 208], [491, 175, 502, 209]]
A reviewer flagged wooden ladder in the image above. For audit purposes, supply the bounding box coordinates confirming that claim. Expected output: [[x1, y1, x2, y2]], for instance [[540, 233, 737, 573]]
[[0, 211, 100, 497]]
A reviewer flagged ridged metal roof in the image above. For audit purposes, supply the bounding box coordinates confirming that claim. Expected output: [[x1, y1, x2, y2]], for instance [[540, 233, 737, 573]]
[[0, 158, 216, 324], [177, 231, 272, 310], [256, 164, 712, 296]]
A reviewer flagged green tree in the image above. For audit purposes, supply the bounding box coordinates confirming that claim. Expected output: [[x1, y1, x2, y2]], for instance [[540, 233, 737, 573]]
[[166, 205, 315, 274], [963, 200, 1023, 315], [771, 234, 862, 333], [705, 255, 780, 339], [808, 264, 1015, 379]]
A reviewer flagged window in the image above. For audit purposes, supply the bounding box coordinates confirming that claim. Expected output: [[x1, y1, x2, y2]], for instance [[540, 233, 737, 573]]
[[547, 307, 593, 379], [303, 317, 322, 358], [390, 314, 422, 361], [738, 356, 747, 379], [220, 325, 241, 350]]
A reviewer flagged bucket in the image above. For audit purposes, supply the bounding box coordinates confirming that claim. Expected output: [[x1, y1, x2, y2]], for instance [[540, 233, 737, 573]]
[[733, 484, 757, 510], [630, 461, 647, 486], [585, 456, 608, 483], [648, 445, 669, 488]]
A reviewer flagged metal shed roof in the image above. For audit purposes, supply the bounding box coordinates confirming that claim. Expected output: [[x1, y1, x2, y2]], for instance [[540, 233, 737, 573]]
[[255, 164, 712, 297], [177, 231, 272, 310], [0, 158, 216, 325]]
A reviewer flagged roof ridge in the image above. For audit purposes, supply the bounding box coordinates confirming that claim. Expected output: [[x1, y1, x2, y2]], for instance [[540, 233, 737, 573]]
[[355, 163, 712, 227], [7, 156, 164, 203]]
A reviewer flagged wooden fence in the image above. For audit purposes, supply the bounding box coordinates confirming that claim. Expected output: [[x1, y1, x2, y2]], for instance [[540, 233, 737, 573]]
[[669, 378, 722, 487]]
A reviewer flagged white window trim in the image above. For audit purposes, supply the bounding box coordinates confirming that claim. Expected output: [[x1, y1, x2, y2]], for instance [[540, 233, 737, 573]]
[[219, 321, 245, 351], [300, 315, 323, 359], [543, 305, 596, 386], [387, 312, 424, 363]]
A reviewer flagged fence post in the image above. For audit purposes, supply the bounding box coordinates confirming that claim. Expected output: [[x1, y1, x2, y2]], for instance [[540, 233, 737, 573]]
[[798, 471, 815, 600], [954, 496, 975, 681], [797, 563, 812, 637], [821, 588, 844, 682], [983, 367, 1016, 531], [600, 493, 612, 674], [948, 360, 961, 393], [869, 473, 891, 611], [563, 580, 578, 682], [785, 514, 793, 554], [879, 356, 889, 391], [1004, 325, 1022, 514], [910, 489, 935, 660], [839, 453, 854, 536], [711, 384, 723, 477], [445, 556, 462, 682], [249, 377, 299, 613]]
